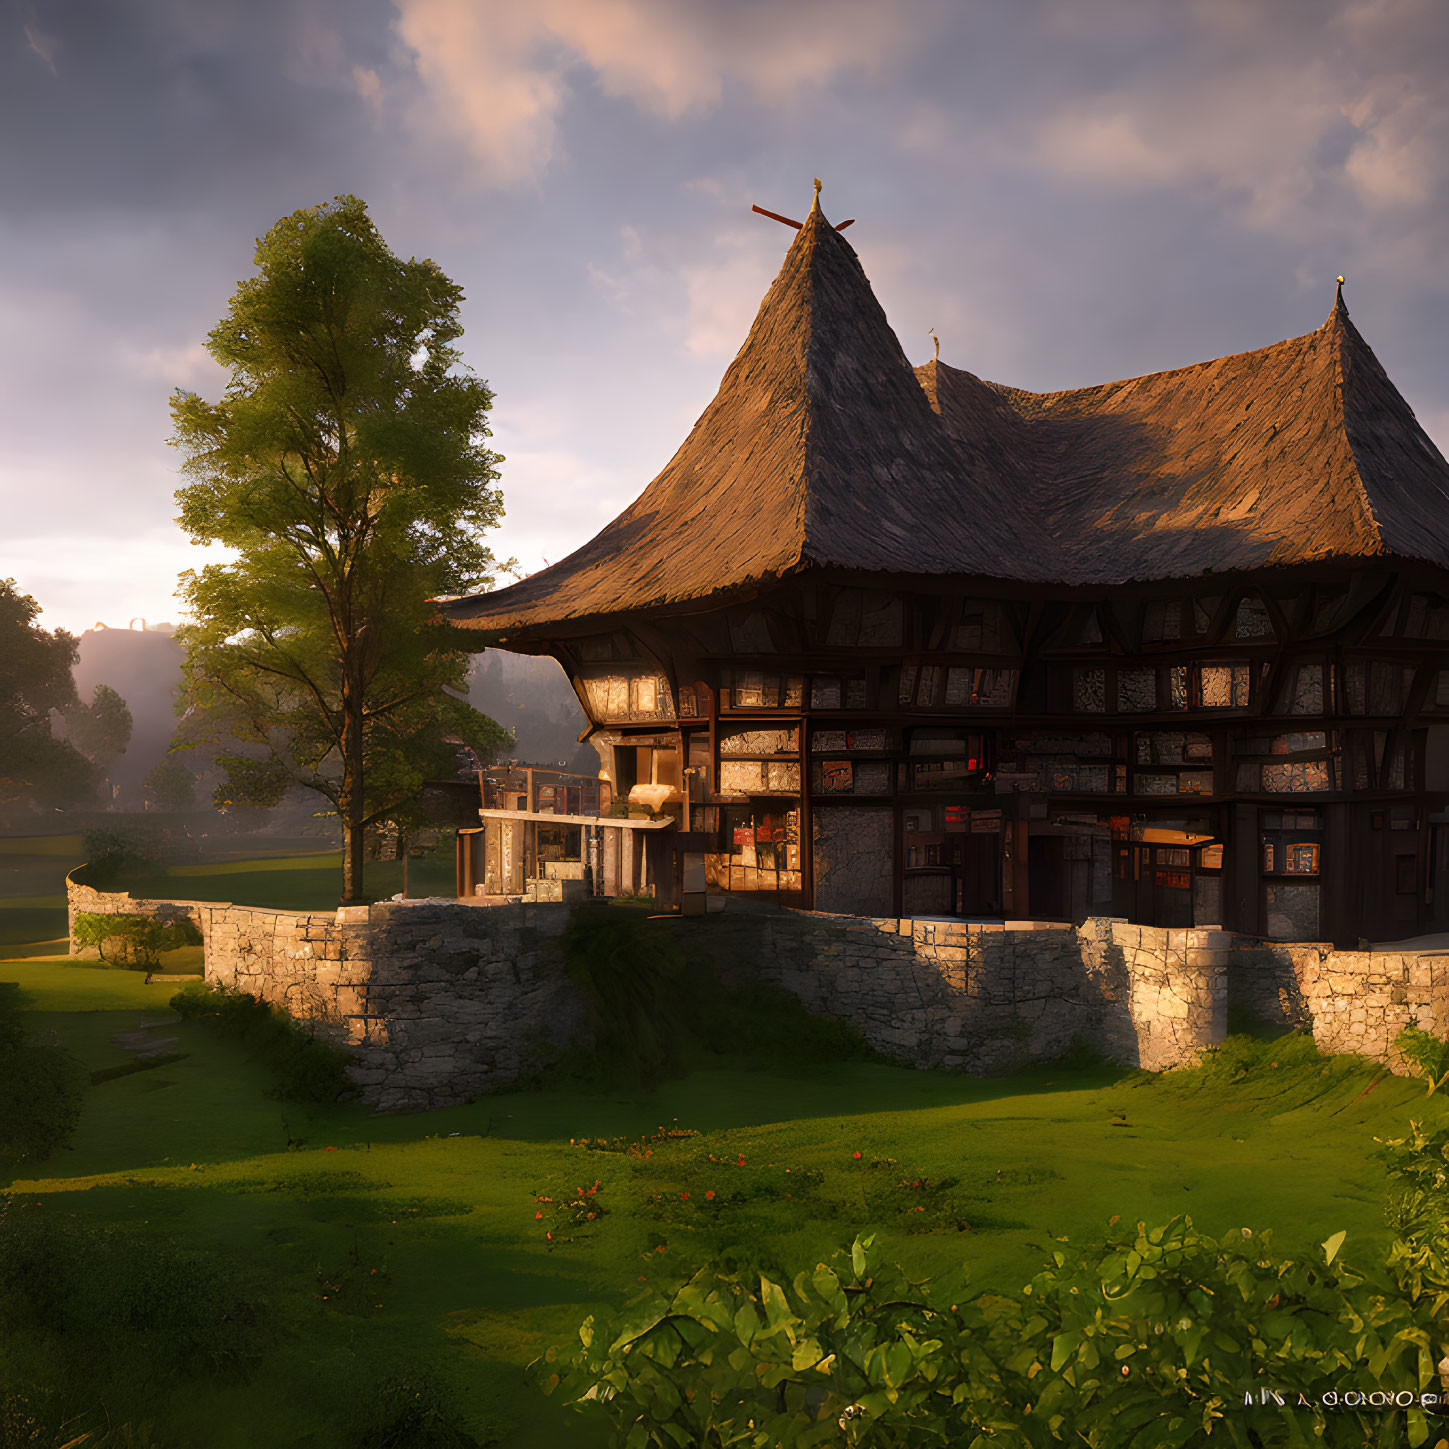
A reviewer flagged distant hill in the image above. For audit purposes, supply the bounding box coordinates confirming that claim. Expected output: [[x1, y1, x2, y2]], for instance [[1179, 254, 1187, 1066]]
[[466, 650, 591, 770], [68, 630, 591, 805], [72, 624, 184, 805]]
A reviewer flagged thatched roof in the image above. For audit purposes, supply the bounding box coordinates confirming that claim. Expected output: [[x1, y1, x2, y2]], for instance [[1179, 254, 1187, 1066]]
[[442, 203, 1449, 637]]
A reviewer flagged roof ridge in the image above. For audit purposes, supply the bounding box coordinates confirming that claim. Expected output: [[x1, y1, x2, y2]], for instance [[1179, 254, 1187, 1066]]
[[975, 325, 1325, 409], [1321, 294, 1387, 553]]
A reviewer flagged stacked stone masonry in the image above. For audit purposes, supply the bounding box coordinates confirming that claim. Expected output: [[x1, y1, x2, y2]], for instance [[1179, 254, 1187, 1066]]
[[68, 877, 584, 1112], [680, 909, 1228, 1075], [1227, 939, 1449, 1073], [67, 872, 1449, 1109]]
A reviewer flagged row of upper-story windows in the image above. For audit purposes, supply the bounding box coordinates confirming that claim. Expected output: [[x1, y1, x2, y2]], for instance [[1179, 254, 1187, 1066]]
[[706, 659, 1447, 718], [693, 585, 1449, 657]]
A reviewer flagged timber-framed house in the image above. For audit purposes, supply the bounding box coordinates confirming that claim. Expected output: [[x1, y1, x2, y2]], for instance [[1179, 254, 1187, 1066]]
[[440, 189, 1449, 948]]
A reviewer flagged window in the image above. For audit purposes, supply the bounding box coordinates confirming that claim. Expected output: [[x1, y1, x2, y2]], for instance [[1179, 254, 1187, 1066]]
[[1073, 668, 1106, 712], [728, 671, 803, 710], [1234, 597, 1274, 639], [1142, 601, 1182, 642], [825, 590, 903, 647], [1197, 663, 1251, 709], [901, 665, 1016, 709], [1261, 812, 1323, 882], [1275, 662, 1325, 715], [810, 674, 865, 710], [950, 602, 1013, 652], [1117, 668, 1157, 713], [1405, 595, 1449, 640]]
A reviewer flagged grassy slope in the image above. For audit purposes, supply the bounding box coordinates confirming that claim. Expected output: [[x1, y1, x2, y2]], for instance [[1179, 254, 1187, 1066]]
[[3, 839, 1445, 1445], [4, 958, 1440, 1445]]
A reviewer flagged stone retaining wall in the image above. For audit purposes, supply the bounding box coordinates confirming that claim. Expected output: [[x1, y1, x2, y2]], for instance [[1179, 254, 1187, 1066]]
[[1227, 938, 1449, 1070], [68, 874, 585, 1111], [67, 869, 1449, 1106], [672, 909, 1227, 1073]]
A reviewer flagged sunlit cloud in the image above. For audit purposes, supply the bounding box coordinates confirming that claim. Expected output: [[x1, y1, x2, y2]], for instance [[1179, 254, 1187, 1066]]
[[391, 0, 927, 185]]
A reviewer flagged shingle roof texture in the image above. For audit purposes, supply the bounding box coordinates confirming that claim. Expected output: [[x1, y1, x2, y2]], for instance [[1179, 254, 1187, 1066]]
[[442, 202, 1449, 634]]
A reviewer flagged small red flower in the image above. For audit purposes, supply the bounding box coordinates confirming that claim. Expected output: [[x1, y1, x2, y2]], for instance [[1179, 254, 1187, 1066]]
[[852, 1151, 862, 1160], [736, 1155, 746, 1166], [705, 1190, 715, 1201], [586, 1212, 595, 1220], [323, 1146, 337, 1152], [535, 1211, 543, 1219], [370, 1268, 378, 1275]]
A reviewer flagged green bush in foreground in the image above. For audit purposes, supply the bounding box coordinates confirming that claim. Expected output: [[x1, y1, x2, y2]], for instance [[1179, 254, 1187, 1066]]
[[71, 912, 201, 971], [1395, 1021, 1449, 1096], [169, 985, 357, 1103], [544, 1123, 1449, 1448]]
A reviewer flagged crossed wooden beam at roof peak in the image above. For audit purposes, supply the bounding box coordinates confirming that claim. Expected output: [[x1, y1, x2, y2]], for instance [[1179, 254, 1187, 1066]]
[[752, 203, 854, 231]]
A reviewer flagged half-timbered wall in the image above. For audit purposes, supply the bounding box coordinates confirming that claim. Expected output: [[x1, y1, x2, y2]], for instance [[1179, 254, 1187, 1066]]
[[551, 571, 1449, 946]]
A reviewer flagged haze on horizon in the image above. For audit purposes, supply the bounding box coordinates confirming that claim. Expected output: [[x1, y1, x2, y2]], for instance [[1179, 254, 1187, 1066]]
[[3, 0, 1448, 637]]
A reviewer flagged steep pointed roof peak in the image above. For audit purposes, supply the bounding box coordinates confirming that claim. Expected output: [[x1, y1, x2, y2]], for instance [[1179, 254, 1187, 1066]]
[[440, 240, 1449, 636]]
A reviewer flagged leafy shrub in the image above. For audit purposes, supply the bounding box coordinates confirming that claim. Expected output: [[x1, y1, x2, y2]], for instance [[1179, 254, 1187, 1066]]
[[0, 984, 85, 1181], [544, 1136, 1449, 1447], [1378, 1120, 1449, 1318], [74, 824, 165, 888], [71, 912, 201, 970], [1394, 1019, 1449, 1096], [169, 985, 356, 1103]]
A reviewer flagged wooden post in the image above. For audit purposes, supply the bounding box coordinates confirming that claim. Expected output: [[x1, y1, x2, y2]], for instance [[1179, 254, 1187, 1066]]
[[1325, 801, 1351, 947], [1228, 802, 1258, 936]]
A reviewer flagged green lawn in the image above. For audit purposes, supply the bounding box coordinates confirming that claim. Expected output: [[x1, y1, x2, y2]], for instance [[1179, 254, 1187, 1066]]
[[2, 836, 1444, 1445], [3, 938, 1441, 1447], [114, 845, 458, 912], [0, 829, 458, 974]]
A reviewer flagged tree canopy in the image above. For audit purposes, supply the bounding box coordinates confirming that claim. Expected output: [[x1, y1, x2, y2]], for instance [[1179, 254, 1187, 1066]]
[[61, 684, 133, 801], [143, 757, 196, 812], [0, 579, 97, 808], [170, 195, 509, 901]]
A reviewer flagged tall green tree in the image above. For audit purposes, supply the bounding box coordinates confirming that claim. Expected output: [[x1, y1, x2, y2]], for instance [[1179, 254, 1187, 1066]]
[[170, 195, 509, 902], [0, 579, 97, 808], [142, 757, 196, 812], [61, 683, 133, 797]]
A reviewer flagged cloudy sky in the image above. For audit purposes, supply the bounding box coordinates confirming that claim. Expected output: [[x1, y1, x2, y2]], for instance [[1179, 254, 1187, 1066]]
[[3, 0, 1448, 635]]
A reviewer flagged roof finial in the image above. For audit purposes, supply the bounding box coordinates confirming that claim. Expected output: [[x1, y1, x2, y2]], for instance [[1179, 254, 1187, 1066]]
[[751, 179, 854, 231], [929, 327, 940, 362], [1336, 275, 1346, 304]]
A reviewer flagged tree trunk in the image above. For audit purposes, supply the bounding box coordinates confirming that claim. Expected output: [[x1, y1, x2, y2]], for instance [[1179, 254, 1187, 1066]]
[[340, 685, 367, 904]]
